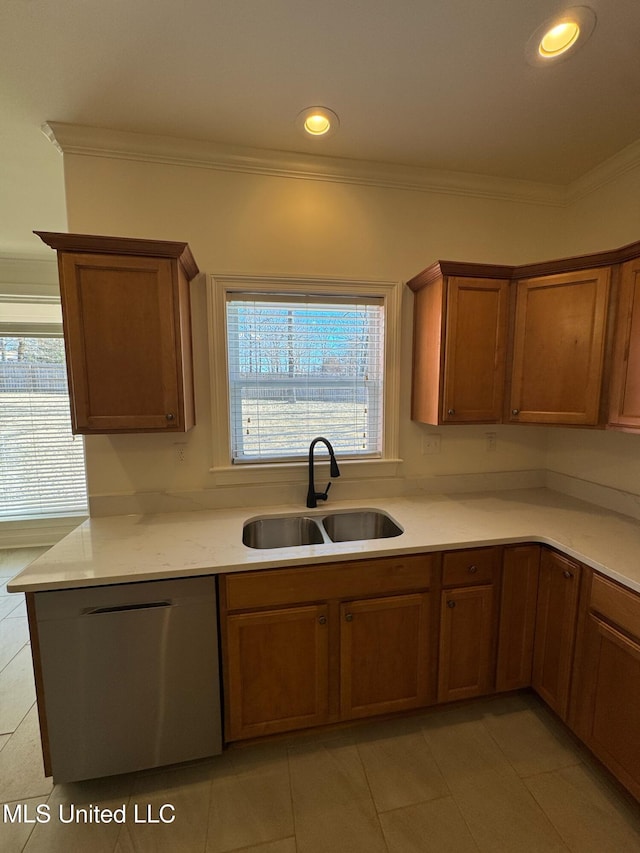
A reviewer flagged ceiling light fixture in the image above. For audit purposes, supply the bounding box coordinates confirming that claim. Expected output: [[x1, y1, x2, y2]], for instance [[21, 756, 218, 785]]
[[296, 106, 339, 139], [526, 6, 596, 65]]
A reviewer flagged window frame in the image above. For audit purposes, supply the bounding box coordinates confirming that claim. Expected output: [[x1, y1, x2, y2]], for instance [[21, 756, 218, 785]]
[[0, 297, 88, 522], [207, 274, 402, 486]]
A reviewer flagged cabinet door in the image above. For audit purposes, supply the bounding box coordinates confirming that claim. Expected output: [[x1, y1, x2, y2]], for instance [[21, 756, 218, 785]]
[[573, 615, 640, 801], [509, 267, 610, 424], [532, 550, 581, 719], [225, 604, 329, 740], [496, 545, 540, 691], [340, 593, 431, 719], [59, 252, 190, 433], [609, 257, 640, 430], [438, 585, 495, 703], [442, 277, 509, 423]]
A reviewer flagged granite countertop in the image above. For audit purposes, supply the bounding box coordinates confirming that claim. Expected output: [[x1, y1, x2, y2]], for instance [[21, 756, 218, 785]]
[[8, 487, 640, 595]]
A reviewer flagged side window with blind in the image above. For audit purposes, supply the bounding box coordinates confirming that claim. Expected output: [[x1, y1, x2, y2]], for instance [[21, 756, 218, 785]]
[[0, 297, 87, 520], [226, 294, 385, 463]]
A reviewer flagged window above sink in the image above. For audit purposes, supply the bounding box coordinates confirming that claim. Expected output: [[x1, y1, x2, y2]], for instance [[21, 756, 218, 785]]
[[207, 275, 402, 487]]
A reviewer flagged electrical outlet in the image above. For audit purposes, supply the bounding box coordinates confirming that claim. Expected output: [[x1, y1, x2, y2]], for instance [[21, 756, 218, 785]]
[[486, 432, 497, 452], [174, 442, 187, 463], [422, 434, 441, 455]]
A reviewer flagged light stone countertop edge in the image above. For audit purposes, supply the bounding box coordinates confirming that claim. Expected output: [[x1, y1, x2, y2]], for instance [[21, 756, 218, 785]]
[[7, 487, 640, 595]]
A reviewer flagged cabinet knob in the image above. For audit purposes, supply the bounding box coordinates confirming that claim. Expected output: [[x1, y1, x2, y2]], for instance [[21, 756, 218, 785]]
[[318, 615, 327, 625], [563, 570, 573, 579], [446, 600, 456, 608], [166, 413, 175, 421], [512, 409, 520, 416], [447, 408, 456, 416], [468, 565, 478, 574], [345, 613, 353, 622]]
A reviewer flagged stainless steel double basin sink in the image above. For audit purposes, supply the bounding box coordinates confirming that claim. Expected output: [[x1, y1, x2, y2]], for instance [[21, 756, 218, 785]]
[[243, 509, 403, 549]]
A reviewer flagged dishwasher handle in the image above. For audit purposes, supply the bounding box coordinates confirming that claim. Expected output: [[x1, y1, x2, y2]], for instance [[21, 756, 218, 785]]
[[83, 601, 172, 616]]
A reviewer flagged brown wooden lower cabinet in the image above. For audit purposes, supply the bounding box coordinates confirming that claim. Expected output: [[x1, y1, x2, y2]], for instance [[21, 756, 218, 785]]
[[496, 544, 540, 691], [531, 549, 581, 720], [340, 593, 431, 719], [572, 572, 640, 801], [225, 604, 330, 741], [219, 548, 640, 805], [438, 584, 495, 702]]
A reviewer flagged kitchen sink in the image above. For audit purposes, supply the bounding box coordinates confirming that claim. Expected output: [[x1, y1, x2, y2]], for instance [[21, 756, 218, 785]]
[[242, 509, 403, 548], [242, 515, 325, 549], [321, 510, 403, 542]]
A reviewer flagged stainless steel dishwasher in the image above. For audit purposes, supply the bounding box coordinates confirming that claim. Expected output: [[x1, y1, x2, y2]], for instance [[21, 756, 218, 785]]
[[34, 575, 222, 783]]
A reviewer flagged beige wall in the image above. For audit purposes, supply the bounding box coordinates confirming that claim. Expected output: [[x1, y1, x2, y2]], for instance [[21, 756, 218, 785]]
[[544, 160, 640, 495], [60, 149, 634, 511]]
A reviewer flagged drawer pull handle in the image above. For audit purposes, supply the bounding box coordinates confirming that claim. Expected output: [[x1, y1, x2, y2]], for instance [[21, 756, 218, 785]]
[[345, 613, 353, 622], [447, 600, 456, 609], [318, 615, 327, 625], [563, 570, 573, 579], [447, 408, 455, 416], [512, 408, 520, 416], [468, 565, 478, 574], [166, 413, 175, 421]]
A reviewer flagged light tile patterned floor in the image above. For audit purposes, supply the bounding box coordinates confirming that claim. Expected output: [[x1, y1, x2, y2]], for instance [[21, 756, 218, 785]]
[[1, 547, 639, 853]]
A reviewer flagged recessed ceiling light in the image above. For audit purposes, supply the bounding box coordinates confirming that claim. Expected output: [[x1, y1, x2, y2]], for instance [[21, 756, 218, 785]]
[[296, 107, 339, 139], [539, 21, 581, 57], [526, 6, 596, 66]]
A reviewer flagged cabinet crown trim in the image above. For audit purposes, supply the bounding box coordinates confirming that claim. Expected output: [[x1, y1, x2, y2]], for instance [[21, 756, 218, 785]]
[[34, 231, 199, 282]]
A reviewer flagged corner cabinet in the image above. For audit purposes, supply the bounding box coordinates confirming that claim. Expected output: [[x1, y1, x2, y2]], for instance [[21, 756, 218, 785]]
[[408, 264, 511, 424], [35, 231, 199, 434], [508, 267, 610, 425], [608, 257, 640, 430]]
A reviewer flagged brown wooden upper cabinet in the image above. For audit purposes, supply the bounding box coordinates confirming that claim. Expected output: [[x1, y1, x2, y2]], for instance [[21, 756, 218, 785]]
[[35, 231, 199, 434], [406, 242, 640, 429], [408, 263, 511, 424], [508, 267, 611, 426], [608, 257, 640, 430]]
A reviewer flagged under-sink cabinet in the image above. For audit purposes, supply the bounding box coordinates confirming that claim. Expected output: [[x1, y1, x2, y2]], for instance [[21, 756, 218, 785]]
[[219, 554, 435, 741]]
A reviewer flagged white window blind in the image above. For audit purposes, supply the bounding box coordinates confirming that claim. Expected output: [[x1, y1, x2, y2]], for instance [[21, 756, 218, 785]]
[[226, 293, 385, 463], [0, 335, 88, 519]]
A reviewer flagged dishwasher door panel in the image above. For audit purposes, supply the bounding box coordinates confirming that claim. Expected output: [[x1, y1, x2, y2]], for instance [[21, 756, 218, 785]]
[[35, 576, 221, 783]]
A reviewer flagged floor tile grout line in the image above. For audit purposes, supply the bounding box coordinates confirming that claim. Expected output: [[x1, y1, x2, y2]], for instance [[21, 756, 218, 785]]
[[352, 736, 392, 852], [284, 747, 300, 853], [417, 721, 482, 852], [473, 709, 577, 852]]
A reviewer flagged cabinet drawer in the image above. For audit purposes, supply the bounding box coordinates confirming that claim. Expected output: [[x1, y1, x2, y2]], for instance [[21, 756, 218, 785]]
[[442, 547, 500, 587], [591, 573, 640, 641], [223, 554, 434, 611]]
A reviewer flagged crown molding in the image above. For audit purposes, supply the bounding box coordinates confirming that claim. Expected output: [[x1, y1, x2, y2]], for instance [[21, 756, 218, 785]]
[[0, 255, 59, 297], [566, 137, 640, 204], [42, 121, 566, 207]]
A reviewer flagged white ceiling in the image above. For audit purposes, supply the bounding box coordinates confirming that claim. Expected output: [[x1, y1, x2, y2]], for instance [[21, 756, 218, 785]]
[[1, 0, 640, 256]]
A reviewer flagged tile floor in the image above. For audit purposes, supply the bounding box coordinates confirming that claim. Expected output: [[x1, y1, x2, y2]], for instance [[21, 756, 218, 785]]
[[1, 547, 639, 853]]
